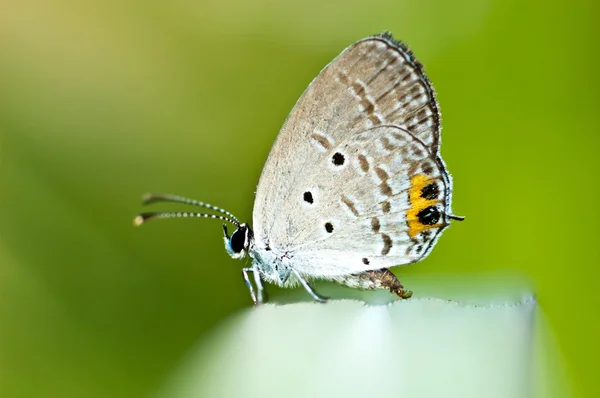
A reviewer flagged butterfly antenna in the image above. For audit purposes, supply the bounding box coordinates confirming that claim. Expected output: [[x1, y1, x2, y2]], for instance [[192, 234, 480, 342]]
[[133, 211, 240, 227], [141, 193, 240, 224], [448, 214, 465, 221]]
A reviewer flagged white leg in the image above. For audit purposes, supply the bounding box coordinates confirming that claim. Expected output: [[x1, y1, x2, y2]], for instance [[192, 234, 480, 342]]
[[252, 265, 266, 304], [241, 268, 257, 305], [291, 268, 328, 303]]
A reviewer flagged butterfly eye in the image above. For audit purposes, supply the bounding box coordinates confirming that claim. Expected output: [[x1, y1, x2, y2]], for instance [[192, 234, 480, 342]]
[[229, 226, 248, 253]]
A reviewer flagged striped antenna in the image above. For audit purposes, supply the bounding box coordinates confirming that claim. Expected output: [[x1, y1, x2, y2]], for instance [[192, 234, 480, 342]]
[[133, 211, 240, 227], [142, 193, 241, 224]]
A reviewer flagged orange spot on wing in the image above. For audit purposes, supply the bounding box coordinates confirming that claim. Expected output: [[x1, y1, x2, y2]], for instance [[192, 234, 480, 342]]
[[406, 175, 442, 238]]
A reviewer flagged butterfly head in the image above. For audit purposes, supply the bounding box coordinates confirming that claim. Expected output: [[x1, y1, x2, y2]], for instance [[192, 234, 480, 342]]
[[223, 223, 253, 259]]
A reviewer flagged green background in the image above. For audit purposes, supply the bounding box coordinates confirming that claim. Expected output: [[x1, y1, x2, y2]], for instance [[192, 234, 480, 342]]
[[0, 0, 597, 396]]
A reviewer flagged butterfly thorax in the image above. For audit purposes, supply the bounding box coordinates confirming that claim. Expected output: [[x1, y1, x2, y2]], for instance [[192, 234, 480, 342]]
[[248, 240, 297, 287]]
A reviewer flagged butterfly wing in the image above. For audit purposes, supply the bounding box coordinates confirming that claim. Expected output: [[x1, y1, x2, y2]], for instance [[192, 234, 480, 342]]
[[253, 33, 455, 277]]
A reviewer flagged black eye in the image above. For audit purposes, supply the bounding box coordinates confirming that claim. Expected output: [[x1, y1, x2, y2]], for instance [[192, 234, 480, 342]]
[[417, 206, 440, 225], [229, 227, 246, 253]]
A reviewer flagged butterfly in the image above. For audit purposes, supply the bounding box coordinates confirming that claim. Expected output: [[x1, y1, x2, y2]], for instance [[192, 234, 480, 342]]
[[135, 32, 464, 304]]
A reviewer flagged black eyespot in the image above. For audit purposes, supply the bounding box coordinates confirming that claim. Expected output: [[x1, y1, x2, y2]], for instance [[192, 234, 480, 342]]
[[303, 191, 314, 204], [332, 152, 345, 166], [325, 222, 334, 233], [421, 183, 439, 200], [229, 227, 246, 253], [362, 258, 370, 265], [417, 206, 440, 225]]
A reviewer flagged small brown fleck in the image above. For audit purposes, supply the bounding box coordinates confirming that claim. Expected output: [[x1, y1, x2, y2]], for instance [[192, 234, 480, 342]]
[[408, 161, 420, 176], [381, 201, 391, 213], [361, 99, 374, 114], [421, 161, 434, 175], [380, 136, 395, 151], [371, 217, 381, 233], [362, 258, 370, 265], [408, 84, 422, 95], [310, 133, 331, 150], [369, 114, 382, 125], [400, 70, 414, 83], [358, 154, 370, 172], [408, 110, 432, 130], [380, 182, 393, 196], [341, 195, 359, 217], [351, 82, 366, 96], [410, 145, 424, 157], [381, 233, 393, 255], [391, 132, 406, 142], [375, 166, 389, 181], [399, 93, 411, 104], [399, 146, 409, 157]]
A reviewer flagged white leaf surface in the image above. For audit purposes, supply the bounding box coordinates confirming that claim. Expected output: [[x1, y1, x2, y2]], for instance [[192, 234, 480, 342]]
[[158, 295, 570, 398]]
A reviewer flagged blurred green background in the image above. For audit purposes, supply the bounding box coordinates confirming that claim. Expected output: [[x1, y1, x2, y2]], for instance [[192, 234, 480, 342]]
[[0, 0, 597, 396]]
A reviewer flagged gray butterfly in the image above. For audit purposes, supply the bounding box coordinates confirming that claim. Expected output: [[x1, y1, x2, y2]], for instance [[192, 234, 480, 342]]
[[135, 32, 464, 304]]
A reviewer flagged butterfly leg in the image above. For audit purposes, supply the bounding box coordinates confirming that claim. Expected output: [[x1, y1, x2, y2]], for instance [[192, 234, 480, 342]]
[[336, 268, 413, 299], [242, 268, 258, 305], [252, 265, 267, 304], [291, 268, 328, 303]]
